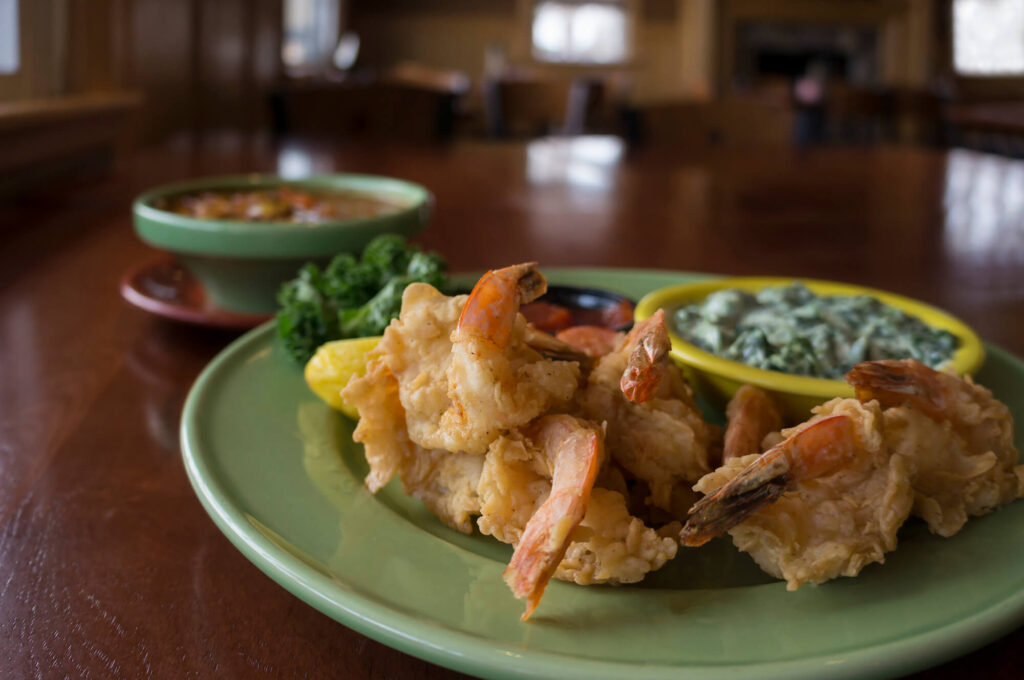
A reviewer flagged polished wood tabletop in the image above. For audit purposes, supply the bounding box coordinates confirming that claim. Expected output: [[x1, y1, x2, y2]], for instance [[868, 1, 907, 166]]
[[2, 135, 1023, 679]]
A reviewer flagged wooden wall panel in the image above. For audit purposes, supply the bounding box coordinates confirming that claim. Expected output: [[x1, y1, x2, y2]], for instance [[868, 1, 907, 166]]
[[0, 0, 283, 141], [192, 0, 282, 134], [127, 0, 195, 141], [0, 0, 67, 101], [65, 0, 126, 94]]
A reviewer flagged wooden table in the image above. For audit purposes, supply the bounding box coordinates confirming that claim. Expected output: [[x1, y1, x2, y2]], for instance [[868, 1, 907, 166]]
[[2, 135, 1023, 678]]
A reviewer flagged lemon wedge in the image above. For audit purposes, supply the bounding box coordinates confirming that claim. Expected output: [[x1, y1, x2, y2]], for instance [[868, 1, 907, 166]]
[[304, 336, 381, 419]]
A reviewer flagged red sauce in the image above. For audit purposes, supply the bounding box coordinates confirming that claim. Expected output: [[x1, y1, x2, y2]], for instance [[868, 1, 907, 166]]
[[521, 298, 634, 333], [520, 302, 573, 332]]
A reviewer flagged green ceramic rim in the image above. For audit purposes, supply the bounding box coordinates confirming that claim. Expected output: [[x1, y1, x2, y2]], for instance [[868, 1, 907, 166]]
[[133, 174, 433, 258], [180, 268, 1024, 680]]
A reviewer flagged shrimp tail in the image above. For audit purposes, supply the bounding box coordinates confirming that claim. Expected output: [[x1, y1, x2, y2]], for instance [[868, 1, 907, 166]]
[[680, 455, 791, 547], [457, 263, 547, 349], [846, 359, 947, 420], [620, 310, 670, 403], [723, 385, 783, 463], [555, 325, 624, 359], [503, 416, 603, 620], [523, 326, 594, 367], [681, 414, 857, 547]]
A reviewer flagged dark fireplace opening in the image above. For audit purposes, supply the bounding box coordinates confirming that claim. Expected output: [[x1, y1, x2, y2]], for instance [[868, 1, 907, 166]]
[[734, 21, 880, 94], [755, 51, 850, 80]]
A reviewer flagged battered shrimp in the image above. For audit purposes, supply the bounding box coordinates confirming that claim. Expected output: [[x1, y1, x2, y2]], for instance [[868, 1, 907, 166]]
[[556, 326, 624, 359], [619, 312, 671, 403], [440, 263, 581, 454], [364, 267, 581, 458], [363, 283, 462, 455], [722, 385, 783, 463], [343, 357, 484, 533], [478, 418, 677, 618], [502, 415, 603, 620], [580, 310, 717, 512], [848, 359, 1023, 537], [682, 399, 914, 590]]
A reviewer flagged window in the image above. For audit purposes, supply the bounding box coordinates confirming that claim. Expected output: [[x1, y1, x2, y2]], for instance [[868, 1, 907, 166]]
[[531, 1, 629, 65], [0, 0, 18, 74], [282, 0, 340, 72], [953, 0, 1024, 75]]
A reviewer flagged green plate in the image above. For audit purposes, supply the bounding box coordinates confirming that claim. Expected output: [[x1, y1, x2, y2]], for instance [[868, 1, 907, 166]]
[[180, 268, 1024, 680]]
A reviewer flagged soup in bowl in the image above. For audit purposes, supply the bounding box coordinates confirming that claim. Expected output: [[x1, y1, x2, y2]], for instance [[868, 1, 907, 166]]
[[133, 174, 432, 314]]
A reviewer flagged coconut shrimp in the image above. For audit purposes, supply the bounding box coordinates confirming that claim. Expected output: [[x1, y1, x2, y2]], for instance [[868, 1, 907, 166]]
[[478, 416, 677, 619], [579, 310, 717, 512], [682, 398, 914, 590], [848, 359, 1023, 537]]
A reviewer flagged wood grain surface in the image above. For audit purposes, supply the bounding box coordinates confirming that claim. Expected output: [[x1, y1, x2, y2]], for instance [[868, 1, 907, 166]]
[[1, 135, 1023, 679]]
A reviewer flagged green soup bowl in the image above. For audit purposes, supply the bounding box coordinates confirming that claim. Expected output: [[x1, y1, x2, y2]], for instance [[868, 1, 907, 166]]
[[133, 174, 433, 314]]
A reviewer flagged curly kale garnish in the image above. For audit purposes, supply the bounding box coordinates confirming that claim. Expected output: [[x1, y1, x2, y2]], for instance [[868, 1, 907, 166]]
[[276, 235, 448, 364]]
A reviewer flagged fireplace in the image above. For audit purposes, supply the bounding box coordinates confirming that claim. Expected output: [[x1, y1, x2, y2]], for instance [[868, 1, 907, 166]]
[[733, 21, 880, 93]]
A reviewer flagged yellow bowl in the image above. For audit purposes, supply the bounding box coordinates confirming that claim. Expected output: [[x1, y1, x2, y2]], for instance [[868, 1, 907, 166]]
[[634, 277, 985, 421]]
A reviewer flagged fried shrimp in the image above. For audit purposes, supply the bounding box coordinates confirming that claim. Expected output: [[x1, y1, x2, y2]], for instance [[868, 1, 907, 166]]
[[555, 326, 624, 359], [343, 265, 1023, 612], [362, 268, 580, 458], [722, 385, 783, 463], [619, 311, 672, 403], [362, 283, 463, 454], [848, 359, 1023, 536], [681, 360, 1021, 590], [343, 266, 686, 620], [683, 415, 863, 547], [343, 356, 484, 533], [683, 399, 914, 589], [442, 263, 581, 454], [478, 419, 677, 618], [501, 415, 603, 620], [580, 309, 716, 512]]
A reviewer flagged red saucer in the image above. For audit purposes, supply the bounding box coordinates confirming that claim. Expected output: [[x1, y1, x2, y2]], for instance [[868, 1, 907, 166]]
[[120, 257, 273, 330]]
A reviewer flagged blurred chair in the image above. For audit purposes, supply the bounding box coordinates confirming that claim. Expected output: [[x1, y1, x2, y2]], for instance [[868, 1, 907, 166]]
[[822, 87, 946, 147], [272, 68, 467, 143], [824, 86, 890, 145], [386, 61, 471, 96], [565, 78, 606, 135], [485, 77, 574, 138], [890, 88, 945, 147], [636, 98, 794, 148]]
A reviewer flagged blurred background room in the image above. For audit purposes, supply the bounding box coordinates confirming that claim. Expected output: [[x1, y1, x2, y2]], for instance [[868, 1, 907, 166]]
[[3, 0, 1024, 170], [5, 0, 1024, 349]]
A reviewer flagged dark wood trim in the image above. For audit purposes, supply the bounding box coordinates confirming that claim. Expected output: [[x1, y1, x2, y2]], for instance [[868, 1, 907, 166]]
[[0, 92, 141, 192]]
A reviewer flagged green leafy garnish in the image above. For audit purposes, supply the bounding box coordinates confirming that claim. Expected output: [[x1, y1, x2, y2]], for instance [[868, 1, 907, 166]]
[[276, 234, 448, 363]]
